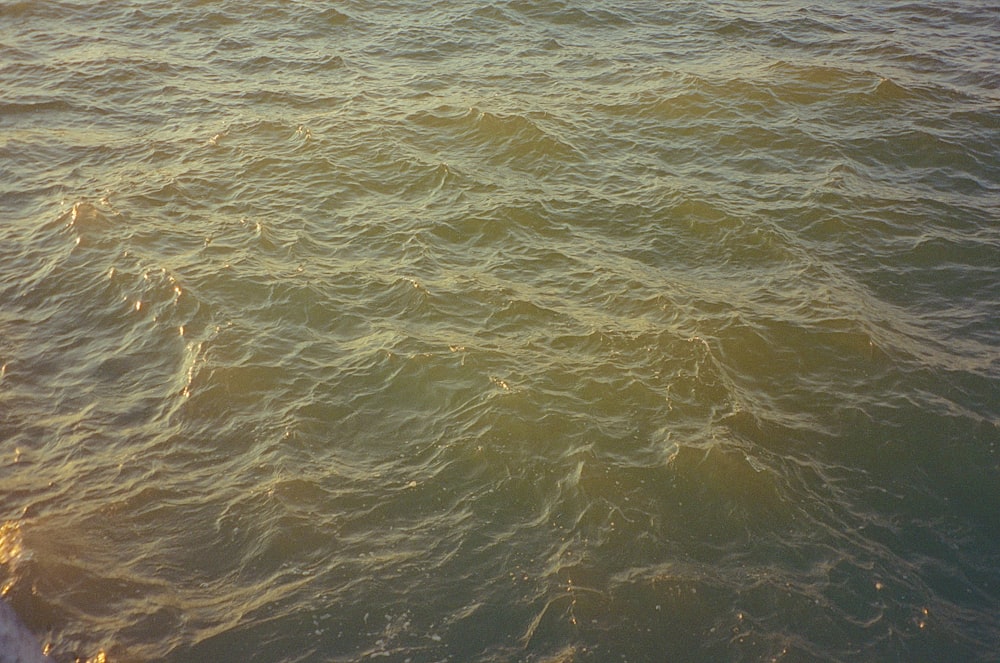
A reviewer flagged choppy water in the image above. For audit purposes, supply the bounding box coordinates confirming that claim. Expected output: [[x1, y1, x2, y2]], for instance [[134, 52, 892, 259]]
[[1, 1, 998, 661]]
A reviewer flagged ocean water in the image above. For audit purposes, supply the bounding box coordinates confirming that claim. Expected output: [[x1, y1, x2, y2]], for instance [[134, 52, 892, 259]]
[[1, 1, 998, 661]]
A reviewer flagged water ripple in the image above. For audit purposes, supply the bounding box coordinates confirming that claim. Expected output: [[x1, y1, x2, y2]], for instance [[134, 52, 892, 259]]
[[0, 1, 997, 661]]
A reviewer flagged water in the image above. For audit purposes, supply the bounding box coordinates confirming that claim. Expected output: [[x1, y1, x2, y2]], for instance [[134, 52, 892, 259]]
[[1, 1, 998, 661]]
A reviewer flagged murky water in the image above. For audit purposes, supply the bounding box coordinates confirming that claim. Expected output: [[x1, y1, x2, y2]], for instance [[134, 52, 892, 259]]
[[1, 1, 998, 661]]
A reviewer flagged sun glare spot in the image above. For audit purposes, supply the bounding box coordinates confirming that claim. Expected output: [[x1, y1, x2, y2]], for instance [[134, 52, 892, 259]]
[[0, 521, 24, 568]]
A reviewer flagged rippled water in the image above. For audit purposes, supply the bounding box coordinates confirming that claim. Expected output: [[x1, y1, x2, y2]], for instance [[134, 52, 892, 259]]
[[1, 1, 998, 661]]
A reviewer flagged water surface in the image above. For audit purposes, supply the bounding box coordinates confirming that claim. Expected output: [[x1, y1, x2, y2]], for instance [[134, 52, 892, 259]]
[[1, 1, 998, 661]]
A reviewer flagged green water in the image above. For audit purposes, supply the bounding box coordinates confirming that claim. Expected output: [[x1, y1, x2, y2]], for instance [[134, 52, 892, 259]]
[[1, 1, 998, 661]]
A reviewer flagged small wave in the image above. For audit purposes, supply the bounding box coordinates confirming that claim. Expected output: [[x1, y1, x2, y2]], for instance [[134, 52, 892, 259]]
[[506, 0, 634, 29], [871, 75, 915, 101], [233, 53, 346, 76], [406, 105, 582, 168], [0, 99, 76, 116], [0, 0, 61, 19]]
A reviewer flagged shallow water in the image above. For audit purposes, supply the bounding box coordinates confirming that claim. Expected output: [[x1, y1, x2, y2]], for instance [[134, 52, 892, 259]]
[[1, 1, 998, 661]]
